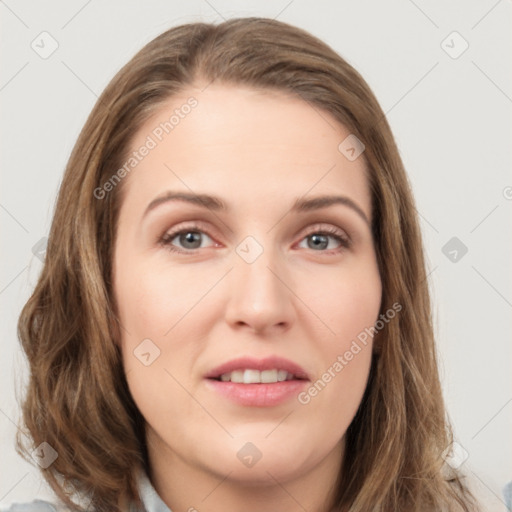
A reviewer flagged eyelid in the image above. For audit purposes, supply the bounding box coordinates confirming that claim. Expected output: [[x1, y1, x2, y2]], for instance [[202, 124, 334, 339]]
[[298, 222, 350, 240]]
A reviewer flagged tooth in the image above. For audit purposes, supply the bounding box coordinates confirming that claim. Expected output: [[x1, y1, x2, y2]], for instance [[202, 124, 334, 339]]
[[277, 370, 288, 382], [243, 369, 261, 384], [260, 369, 278, 383], [217, 369, 296, 383], [231, 370, 244, 383]]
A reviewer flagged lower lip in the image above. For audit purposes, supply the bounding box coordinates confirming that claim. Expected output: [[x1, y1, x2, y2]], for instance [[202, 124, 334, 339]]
[[205, 379, 308, 407]]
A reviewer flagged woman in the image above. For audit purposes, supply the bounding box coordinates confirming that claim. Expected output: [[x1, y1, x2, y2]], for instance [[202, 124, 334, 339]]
[[10, 17, 478, 512]]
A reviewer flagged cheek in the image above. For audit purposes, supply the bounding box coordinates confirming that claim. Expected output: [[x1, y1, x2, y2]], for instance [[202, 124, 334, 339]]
[[115, 257, 210, 339], [298, 255, 382, 345], [114, 262, 203, 423], [114, 255, 220, 398], [295, 256, 380, 414]]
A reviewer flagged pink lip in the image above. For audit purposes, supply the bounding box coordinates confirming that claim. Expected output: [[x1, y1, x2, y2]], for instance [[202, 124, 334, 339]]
[[204, 356, 310, 407], [204, 380, 308, 407]]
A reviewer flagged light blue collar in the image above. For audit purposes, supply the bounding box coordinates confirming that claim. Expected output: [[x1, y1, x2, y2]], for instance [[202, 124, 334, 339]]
[[132, 470, 171, 512], [0, 470, 171, 512]]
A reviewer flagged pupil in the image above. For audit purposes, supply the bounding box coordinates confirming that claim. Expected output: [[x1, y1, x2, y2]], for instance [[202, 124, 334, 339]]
[[309, 234, 328, 250], [181, 231, 201, 249]]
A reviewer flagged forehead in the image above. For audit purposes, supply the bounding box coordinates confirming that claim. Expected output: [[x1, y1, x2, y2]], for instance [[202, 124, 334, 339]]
[[119, 83, 371, 220]]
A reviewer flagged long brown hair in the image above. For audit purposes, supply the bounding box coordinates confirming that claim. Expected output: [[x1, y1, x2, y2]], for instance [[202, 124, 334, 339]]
[[16, 17, 478, 511]]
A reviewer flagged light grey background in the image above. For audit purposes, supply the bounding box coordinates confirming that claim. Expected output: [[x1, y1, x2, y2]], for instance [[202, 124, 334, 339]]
[[1, 1, 511, 510]]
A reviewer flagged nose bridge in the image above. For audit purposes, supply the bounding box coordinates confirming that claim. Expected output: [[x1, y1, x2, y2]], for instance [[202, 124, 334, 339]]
[[234, 237, 284, 302], [224, 235, 295, 332]]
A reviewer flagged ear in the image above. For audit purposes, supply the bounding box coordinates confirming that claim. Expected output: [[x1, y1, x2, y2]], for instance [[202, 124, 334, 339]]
[[111, 312, 124, 350], [107, 293, 123, 350], [372, 330, 384, 356]]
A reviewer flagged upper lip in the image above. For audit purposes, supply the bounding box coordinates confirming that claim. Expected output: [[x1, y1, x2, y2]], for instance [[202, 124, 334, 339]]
[[205, 356, 310, 380]]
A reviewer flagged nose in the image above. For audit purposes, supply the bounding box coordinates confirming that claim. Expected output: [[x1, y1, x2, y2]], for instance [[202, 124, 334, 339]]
[[223, 246, 296, 335]]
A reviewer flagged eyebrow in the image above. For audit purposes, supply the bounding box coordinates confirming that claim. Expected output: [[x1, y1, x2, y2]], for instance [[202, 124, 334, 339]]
[[143, 191, 370, 225]]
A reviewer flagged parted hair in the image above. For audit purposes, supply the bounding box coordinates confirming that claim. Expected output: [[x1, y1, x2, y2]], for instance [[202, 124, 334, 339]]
[[16, 17, 478, 512]]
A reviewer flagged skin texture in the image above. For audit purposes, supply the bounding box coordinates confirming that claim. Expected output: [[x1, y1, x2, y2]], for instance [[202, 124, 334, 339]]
[[112, 84, 382, 512]]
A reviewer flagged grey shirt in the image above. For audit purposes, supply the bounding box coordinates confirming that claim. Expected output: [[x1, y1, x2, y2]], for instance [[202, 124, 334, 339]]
[[0, 471, 170, 512]]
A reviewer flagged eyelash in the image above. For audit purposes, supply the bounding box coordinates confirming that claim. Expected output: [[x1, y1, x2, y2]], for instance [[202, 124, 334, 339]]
[[158, 222, 351, 255]]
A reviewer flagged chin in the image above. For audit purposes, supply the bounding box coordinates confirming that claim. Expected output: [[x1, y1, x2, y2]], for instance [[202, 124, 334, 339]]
[[210, 455, 313, 486], [197, 435, 326, 485]]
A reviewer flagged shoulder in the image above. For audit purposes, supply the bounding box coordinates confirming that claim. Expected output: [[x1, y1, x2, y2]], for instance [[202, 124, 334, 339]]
[[0, 500, 66, 512], [0, 469, 162, 512]]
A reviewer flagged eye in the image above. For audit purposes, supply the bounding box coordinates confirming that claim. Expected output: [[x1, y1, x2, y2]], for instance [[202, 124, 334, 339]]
[[297, 226, 350, 253], [158, 223, 351, 254], [159, 224, 217, 253]]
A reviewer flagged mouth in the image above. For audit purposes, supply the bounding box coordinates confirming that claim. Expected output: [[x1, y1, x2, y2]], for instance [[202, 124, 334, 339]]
[[204, 356, 310, 407], [205, 355, 310, 382], [210, 368, 306, 384]]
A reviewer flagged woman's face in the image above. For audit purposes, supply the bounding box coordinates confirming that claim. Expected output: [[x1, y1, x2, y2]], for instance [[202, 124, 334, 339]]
[[113, 84, 381, 487]]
